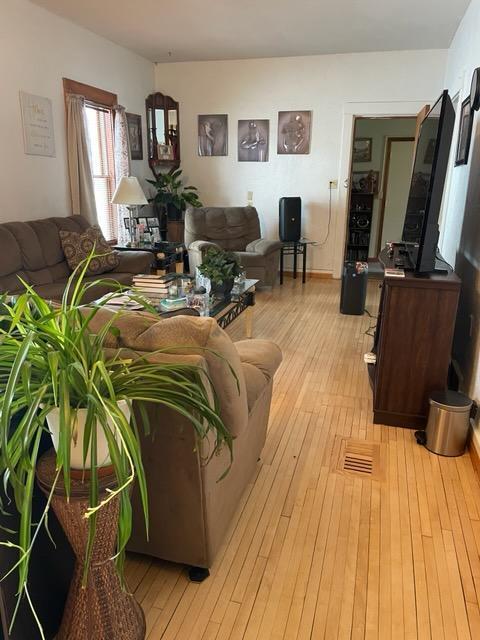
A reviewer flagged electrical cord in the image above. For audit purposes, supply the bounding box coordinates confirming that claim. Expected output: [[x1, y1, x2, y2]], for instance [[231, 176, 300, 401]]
[[318, 183, 333, 246]]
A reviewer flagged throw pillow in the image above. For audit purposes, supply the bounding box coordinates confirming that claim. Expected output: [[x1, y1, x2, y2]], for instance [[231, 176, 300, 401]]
[[59, 226, 120, 276]]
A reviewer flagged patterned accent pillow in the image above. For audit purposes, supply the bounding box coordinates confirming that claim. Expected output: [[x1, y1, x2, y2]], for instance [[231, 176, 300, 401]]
[[59, 226, 120, 276]]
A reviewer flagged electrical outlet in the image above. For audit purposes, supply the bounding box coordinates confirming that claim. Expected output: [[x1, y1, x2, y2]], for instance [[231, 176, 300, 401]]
[[247, 190, 253, 205], [329, 180, 338, 189]]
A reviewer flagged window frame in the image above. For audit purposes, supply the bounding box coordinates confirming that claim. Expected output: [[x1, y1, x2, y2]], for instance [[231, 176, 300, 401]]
[[63, 78, 118, 242]]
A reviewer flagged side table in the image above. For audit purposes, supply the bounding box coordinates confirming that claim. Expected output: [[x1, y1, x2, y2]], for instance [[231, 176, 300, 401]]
[[36, 450, 145, 640], [279, 240, 315, 284], [115, 242, 186, 275]]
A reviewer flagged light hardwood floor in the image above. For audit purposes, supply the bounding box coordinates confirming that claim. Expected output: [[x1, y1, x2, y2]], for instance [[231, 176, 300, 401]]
[[126, 277, 480, 639]]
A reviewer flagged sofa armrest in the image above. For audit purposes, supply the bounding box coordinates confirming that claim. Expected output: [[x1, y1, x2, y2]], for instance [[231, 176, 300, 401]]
[[188, 240, 221, 276], [245, 239, 282, 256], [114, 250, 153, 275], [188, 240, 221, 252], [235, 339, 282, 382]]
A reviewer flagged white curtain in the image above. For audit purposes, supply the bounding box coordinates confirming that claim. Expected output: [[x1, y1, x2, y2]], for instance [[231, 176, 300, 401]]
[[66, 94, 97, 224], [113, 105, 131, 245]]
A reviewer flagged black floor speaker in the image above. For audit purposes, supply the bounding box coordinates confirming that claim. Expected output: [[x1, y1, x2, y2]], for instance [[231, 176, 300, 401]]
[[279, 197, 301, 242]]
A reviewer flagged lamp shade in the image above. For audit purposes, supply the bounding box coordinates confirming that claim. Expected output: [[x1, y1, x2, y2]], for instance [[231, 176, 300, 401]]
[[111, 177, 148, 205]]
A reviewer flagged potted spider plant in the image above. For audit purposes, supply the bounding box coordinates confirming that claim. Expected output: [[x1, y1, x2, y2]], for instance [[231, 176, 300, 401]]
[[0, 255, 233, 638]]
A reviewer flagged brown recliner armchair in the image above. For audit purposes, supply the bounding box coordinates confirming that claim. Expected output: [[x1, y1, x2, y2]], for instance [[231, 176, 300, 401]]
[[185, 206, 281, 286], [88, 309, 282, 571]]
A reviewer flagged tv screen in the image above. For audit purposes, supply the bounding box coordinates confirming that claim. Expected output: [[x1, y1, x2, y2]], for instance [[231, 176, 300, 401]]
[[401, 90, 455, 272]]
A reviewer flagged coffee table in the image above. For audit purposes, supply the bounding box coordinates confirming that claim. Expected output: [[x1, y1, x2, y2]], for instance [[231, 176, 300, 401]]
[[103, 279, 258, 338], [207, 279, 258, 338], [159, 280, 258, 338]]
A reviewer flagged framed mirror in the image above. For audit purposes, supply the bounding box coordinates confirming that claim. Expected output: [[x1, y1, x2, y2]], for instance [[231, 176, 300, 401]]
[[146, 92, 180, 176]]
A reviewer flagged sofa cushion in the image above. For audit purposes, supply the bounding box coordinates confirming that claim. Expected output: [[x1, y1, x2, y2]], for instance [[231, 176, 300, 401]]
[[59, 226, 120, 276], [0, 226, 23, 278]]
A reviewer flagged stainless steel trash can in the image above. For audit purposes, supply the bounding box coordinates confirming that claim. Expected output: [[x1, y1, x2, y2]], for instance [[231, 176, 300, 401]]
[[425, 390, 472, 456]]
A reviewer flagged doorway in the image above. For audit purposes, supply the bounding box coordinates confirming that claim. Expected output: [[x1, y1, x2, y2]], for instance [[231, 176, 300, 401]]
[[376, 137, 415, 253], [344, 116, 416, 267]]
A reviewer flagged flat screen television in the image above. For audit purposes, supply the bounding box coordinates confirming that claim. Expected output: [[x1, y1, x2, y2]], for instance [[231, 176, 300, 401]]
[[401, 90, 455, 273]]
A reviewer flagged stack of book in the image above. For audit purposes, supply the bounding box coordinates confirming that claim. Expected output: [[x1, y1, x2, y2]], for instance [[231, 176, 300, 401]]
[[131, 273, 178, 303]]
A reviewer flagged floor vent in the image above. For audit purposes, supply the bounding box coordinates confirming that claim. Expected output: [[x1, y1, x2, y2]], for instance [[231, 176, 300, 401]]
[[333, 438, 384, 481]]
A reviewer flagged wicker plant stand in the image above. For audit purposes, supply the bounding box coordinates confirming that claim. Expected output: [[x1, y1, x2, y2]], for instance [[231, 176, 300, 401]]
[[36, 450, 146, 640]]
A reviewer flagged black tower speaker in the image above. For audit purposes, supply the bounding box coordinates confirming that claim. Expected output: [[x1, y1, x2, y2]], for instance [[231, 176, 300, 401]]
[[279, 197, 301, 242]]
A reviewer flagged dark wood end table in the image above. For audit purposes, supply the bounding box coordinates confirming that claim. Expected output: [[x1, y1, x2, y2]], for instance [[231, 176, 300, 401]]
[[279, 240, 316, 285]]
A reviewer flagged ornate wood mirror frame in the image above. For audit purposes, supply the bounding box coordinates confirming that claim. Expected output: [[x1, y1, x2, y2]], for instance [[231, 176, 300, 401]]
[[146, 92, 180, 177]]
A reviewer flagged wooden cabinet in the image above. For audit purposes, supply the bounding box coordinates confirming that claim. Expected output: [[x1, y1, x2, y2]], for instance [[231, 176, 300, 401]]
[[370, 250, 461, 427]]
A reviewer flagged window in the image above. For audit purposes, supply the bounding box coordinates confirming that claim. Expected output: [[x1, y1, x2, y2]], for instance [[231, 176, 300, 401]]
[[84, 104, 116, 240], [63, 79, 118, 241]]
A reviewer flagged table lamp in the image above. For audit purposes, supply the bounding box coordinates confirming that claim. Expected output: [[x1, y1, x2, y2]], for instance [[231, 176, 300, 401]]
[[111, 176, 148, 246]]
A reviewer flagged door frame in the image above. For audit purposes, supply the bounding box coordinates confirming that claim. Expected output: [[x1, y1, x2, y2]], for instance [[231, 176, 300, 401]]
[[333, 100, 435, 279], [375, 136, 415, 255]]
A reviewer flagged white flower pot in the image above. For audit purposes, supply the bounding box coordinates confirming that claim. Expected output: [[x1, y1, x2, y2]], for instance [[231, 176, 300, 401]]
[[46, 400, 130, 469]]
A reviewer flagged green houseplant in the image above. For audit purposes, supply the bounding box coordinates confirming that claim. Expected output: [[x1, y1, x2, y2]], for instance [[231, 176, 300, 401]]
[[147, 169, 202, 221], [0, 256, 233, 637], [198, 248, 242, 298]]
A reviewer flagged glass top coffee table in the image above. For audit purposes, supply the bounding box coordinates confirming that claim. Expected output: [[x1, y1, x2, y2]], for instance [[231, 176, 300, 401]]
[[206, 279, 258, 337], [104, 279, 258, 338]]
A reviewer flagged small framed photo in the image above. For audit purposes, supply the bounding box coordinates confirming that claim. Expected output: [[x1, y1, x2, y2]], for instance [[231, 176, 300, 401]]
[[353, 138, 372, 162], [455, 97, 474, 166], [146, 217, 159, 228], [352, 170, 379, 194], [137, 217, 147, 227], [123, 218, 131, 229], [126, 113, 143, 160]]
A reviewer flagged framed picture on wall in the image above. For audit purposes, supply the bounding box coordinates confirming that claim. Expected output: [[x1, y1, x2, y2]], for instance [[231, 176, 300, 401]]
[[455, 97, 474, 166], [198, 114, 228, 156], [126, 112, 143, 160], [352, 138, 372, 162], [238, 120, 269, 162], [277, 111, 312, 154], [352, 170, 379, 194]]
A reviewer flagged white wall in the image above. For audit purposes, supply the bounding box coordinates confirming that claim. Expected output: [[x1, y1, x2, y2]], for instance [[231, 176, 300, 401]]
[[440, 0, 480, 447], [155, 50, 447, 273], [352, 117, 416, 256], [0, 0, 154, 223]]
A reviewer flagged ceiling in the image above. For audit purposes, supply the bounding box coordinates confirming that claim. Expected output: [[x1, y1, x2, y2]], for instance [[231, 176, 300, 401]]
[[30, 0, 470, 63]]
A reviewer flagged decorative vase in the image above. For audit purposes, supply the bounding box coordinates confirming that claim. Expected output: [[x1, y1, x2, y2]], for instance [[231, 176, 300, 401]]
[[46, 400, 130, 469], [212, 278, 234, 300]]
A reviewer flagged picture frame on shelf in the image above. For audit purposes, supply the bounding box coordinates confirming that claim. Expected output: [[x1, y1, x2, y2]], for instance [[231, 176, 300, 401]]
[[126, 113, 143, 160], [455, 97, 474, 166], [137, 217, 147, 227], [146, 217, 159, 228], [352, 137, 372, 163], [351, 170, 379, 194]]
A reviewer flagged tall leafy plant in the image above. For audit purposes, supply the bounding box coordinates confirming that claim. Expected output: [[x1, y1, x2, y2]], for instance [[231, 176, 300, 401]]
[[147, 168, 202, 214], [0, 256, 233, 637]]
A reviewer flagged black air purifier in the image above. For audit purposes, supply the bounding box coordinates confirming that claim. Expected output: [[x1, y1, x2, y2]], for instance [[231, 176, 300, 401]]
[[279, 197, 301, 242]]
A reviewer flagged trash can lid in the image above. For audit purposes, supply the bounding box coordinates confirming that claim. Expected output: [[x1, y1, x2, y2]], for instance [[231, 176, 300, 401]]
[[429, 390, 472, 412]]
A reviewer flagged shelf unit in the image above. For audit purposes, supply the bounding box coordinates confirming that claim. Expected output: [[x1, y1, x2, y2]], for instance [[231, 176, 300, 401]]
[[346, 192, 374, 262]]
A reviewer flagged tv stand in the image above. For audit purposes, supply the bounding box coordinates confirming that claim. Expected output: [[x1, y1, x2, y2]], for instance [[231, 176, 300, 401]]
[[370, 247, 460, 427]]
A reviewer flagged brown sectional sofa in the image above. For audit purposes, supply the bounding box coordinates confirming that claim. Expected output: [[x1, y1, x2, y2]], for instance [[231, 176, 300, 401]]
[[0, 215, 152, 301]]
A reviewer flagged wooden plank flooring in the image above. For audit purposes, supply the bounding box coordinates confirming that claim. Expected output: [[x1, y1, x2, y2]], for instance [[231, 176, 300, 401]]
[[126, 278, 480, 639]]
